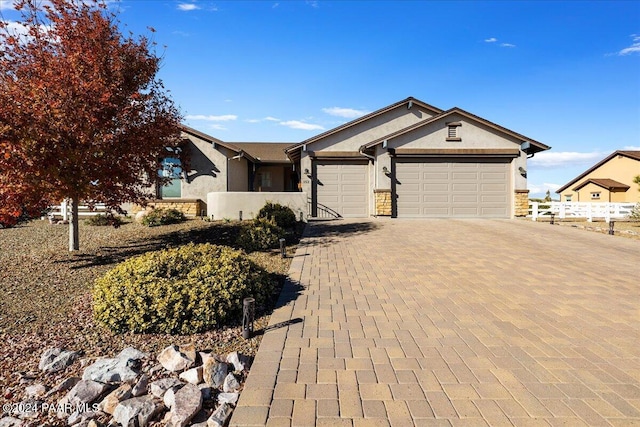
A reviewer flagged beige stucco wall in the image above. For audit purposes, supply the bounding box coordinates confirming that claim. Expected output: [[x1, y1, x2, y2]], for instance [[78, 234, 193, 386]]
[[560, 156, 640, 203], [180, 134, 230, 202], [227, 155, 249, 192], [207, 192, 308, 221], [308, 106, 436, 152]]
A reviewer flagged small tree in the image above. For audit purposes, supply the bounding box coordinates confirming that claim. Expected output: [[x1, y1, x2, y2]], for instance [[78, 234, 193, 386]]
[[544, 190, 552, 202], [630, 175, 640, 220], [0, 0, 182, 249]]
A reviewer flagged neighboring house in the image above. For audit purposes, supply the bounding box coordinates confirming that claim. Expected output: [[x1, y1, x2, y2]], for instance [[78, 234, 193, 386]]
[[155, 97, 549, 219], [556, 151, 640, 203], [285, 97, 549, 218]]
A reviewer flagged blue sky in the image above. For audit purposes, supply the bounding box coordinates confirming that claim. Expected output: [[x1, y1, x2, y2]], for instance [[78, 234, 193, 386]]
[[2, 0, 639, 197]]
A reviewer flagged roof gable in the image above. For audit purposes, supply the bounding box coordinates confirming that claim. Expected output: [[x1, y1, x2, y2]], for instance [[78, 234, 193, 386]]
[[556, 150, 640, 193], [360, 107, 550, 153], [284, 97, 443, 156], [573, 178, 630, 192]]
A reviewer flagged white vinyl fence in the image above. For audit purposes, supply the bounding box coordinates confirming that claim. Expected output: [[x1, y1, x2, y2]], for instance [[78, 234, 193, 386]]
[[49, 200, 109, 221], [529, 202, 636, 223]]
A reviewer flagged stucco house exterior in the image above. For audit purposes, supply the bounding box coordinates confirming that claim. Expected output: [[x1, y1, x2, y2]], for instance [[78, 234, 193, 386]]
[[285, 97, 549, 218], [153, 97, 549, 219], [556, 151, 640, 203]]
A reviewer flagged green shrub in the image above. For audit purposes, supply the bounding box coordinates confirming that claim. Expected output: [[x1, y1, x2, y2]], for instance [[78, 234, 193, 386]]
[[85, 214, 124, 227], [236, 217, 285, 252], [257, 202, 297, 229], [141, 208, 186, 227], [92, 243, 274, 334], [629, 203, 640, 220]]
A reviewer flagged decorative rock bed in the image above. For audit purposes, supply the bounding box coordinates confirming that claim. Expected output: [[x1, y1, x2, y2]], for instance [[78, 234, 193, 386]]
[[1, 345, 251, 427]]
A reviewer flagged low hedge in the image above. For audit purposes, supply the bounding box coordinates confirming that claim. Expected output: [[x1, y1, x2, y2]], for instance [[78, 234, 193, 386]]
[[236, 217, 285, 252], [92, 243, 274, 334], [141, 208, 186, 227]]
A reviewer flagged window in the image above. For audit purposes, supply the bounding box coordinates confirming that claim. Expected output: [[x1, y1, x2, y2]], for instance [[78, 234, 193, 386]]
[[565, 195, 572, 202], [590, 192, 600, 200], [159, 157, 182, 198], [446, 122, 461, 141], [256, 171, 272, 190]]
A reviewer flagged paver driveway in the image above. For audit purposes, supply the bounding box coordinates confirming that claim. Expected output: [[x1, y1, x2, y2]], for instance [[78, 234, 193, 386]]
[[232, 219, 640, 427]]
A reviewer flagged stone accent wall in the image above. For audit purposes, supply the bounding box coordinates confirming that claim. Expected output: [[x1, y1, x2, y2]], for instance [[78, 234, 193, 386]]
[[514, 190, 530, 217], [375, 189, 392, 216], [131, 199, 205, 217]]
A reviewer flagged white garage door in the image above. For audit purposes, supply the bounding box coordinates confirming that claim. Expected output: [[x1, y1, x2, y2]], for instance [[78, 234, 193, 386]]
[[315, 161, 368, 218], [395, 159, 510, 218]]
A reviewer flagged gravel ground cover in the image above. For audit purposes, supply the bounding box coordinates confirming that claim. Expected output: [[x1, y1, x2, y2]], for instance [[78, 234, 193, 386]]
[[0, 218, 296, 411]]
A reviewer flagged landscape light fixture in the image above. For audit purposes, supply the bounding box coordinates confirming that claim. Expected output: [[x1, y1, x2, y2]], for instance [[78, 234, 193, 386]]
[[382, 166, 390, 175], [304, 168, 310, 175]]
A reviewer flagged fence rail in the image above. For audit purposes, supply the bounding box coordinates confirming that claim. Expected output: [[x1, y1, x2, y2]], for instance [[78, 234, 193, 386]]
[[49, 201, 110, 221], [529, 202, 636, 223]]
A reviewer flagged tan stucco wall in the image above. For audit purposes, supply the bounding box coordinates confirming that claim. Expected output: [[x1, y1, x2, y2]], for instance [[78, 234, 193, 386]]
[[227, 155, 249, 192], [180, 134, 230, 202], [308, 106, 436, 152], [207, 192, 308, 221], [560, 156, 640, 203]]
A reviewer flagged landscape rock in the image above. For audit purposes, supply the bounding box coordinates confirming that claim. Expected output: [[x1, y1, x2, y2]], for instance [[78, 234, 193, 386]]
[[222, 373, 240, 393], [46, 377, 81, 398], [166, 383, 202, 427], [207, 402, 233, 427], [60, 380, 109, 408], [97, 384, 132, 415], [162, 386, 177, 409], [82, 347, 147, 384], [198, 384, 212, 401], [202, 358, 227, 388], [225, 352, 246, 372], [24, 384, 46, 398], [112, 396, 163, 427], [149, 378, 183, 399], [131, 374, 149, 397], [134, 209, 152, 223], [0, 417, 23, 427], [178, 367, 203, 385], [157, 344, 196, 372], [38, 348, 78, 374], [217, 392, 239, 406], [67, 410, 98, 426]]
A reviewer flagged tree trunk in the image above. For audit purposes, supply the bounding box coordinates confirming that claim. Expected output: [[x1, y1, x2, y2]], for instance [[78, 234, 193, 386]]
[[69, 197, 80, 251]]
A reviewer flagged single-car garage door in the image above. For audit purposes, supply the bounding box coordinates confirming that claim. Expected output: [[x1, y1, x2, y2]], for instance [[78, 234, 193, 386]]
[[395, 159, 510, 218], [314, 161, 368, 218]]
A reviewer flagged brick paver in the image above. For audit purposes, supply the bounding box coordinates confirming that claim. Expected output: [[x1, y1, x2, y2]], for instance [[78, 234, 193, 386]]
[[232, 219, 640, 426]]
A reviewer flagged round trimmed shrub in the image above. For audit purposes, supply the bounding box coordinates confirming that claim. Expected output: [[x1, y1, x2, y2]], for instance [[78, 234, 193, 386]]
[[257, 202, 297, 229], [85, 214, 124, 227], [92, 243, 274, 334], [236, 217, 285, 252], [141, 208, 186, 227]]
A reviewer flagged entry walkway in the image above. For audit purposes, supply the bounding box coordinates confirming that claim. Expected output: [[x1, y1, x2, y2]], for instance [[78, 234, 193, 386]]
[[232, 219, 640, 426]]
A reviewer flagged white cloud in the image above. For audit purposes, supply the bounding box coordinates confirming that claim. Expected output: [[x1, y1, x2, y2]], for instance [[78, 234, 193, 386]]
[[623, 145, 640, 150], [272, 2, 280, 8], [501, 43, 516, 48], [185, 114, 237, 121], [306, 1, 319, 8], [245, 116, 281, 123], [0, 0, 17, 10], [322, 107, 370, 119], [529, 151, 606, 169], [484, 37, 497, 43], [208, 124, 227, 131], [177, 3, 200, 11], [280, 120, 324, 131], [618, 34, 640, 56]]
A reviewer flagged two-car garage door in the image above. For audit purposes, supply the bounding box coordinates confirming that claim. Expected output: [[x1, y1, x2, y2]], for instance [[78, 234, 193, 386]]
[[394, 159, 511, 218]]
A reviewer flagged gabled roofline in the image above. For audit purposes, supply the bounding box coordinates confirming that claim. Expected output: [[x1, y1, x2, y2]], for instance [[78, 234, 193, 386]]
[[179, 124, 258, 163], [572, 178, 630, 192], [360, 107, 550, 154], [556, 150, 640, 194], [284, 97, 443, 155]]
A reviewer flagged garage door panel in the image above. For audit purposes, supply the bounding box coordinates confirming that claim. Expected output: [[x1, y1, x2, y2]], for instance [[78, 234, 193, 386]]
[[316, 162, 368, 218], [396, 159, 510, 218]]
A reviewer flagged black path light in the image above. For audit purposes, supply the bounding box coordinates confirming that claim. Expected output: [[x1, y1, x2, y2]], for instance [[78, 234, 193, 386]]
[[280, 238, 286, 258], [609, 221, 615, 235], [242, 297, 255, 339]]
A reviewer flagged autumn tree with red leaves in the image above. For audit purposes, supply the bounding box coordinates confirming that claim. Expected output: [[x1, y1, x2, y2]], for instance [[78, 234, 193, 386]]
[[0, 0, 182, 250]]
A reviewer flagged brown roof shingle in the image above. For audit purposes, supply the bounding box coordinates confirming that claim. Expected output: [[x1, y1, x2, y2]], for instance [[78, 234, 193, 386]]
[[573, 178, 630, 191], [232, 143, 293, 163]]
